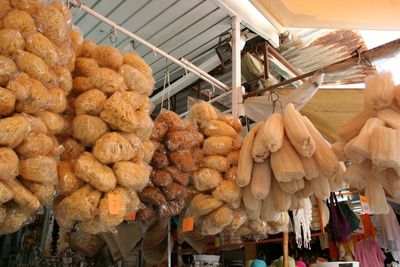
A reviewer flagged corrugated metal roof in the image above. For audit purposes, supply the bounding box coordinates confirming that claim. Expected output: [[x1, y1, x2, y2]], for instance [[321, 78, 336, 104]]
[[72, 0, 231, 91]]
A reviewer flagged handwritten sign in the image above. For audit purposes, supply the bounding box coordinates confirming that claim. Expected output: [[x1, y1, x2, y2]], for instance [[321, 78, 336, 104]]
[[108, 193, 121, 215], [360, 195, 371, 214]]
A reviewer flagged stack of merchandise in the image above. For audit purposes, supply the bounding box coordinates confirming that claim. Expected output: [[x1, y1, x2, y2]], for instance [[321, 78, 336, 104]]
[[337, 72, 400, 214], [54, 37, 155, 234], [0, 0, 76, 234], [139, 110, 203, 263], [233, 103, 345, 238], [185, 101, 245, 236]]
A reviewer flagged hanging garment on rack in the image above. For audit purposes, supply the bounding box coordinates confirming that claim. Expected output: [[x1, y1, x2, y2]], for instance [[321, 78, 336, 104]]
[[293, 198, 312, 249], [354, 239, 386, 267], [359, 214, 376, 239], [372, 205, 400, 261]]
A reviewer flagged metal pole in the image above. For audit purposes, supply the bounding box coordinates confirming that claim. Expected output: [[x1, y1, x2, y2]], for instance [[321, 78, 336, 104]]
[[231, 16, 242, 118], [69, 0, 229, 92], [167, 221, 171, 267]]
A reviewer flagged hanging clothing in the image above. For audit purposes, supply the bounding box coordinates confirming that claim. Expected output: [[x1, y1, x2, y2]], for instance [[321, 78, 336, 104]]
[[359, 214, 376, 238], [293, 198, 312, 249], [354, 239, 386, 267], [372, 205, 400, 261]]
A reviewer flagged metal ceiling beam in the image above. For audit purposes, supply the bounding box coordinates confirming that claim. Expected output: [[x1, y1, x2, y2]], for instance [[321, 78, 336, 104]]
[[151, 54, 222, 106], [210, 0, 280, 47]]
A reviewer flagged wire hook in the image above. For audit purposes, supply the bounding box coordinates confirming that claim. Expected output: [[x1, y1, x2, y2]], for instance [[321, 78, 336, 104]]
[[109, 27, 117, 46]]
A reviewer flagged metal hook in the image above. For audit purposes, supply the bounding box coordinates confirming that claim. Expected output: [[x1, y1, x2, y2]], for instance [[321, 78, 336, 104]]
[[267, 90, 280, 113], [109, 27, 117, 45], [130, 40, 135, 50], [153, 49, 157, 59]]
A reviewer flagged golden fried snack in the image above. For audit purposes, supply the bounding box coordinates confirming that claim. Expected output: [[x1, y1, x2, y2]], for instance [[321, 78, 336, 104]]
[[201, 119, 238, 138], [3, 9, 35, 35], [0, 0, 11, 19], [72, 76, 94, 93], [35, 4, 69, 46], [190, 194, 223, 216], [203, 136, 235, 156], [54, 66, 73, 93], [10, 0, 41, 15], [0, 203, 31, 234], [168, 150, 197, 173], [119, 64, 153, 96], [0, 147, 18, 180], [70, 26, 83, 57], [6, 73, 31, 101], [212, 180, 240, 204], [192, 168, 223, 192], [189, 101, 218, 124], [123, 52, 152, 78], [15, 80, 51, 114], [202, 155, 230, 173], [134, 111, 154, 140], [80, 39, 97, 58], [98, 186, 129, 227], [60, 138, 85, 161], [47, 86, 67, 113], [0, 180, 13, 204]]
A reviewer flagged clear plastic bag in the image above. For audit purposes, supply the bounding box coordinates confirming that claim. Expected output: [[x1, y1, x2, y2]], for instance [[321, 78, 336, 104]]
[[94, 45, 123, 70], [74, 152, 117, 193], [70, 26, 83, 57], [71, 114, 109, 146], [60, 137, 84, 160], [165, 130, 197, 151], [0, 180, 13, 204], [90, 67, 126, 95], [35, 111, 64, 135], [47, 86, 67, 113], [133, 111, 153, 140], [98, 187, 129, 227], [0, 28, 25, 57], [0, 147, 19, 180], [3, 9, 35, 36], [227, 208, 248, 231], [20, 179, 55, 205], [25, 32, 59, 68], [168, 149, 197, 173], [0, 202, 32, 234], [57, 160, 85, 196], [190, 193, 223, 216], [0, 55, 17, 87], [57, 184, 101, 221], [19, 156, 57, 184], [15, 80, 52, 114], [118, 64, 153, 96], [161, 182, 185, 201], [151, 143, 169, 169], [35, 3, 69, 46], [202, 155, 230, 172], [10, 0, 42, 15], [165, 166, 189, 186], [74, 89, 106, 116], [0, 115, 30, 148], [0, 88, 15, 116], [113, 160, 151, 191], [192, 168, 222, 192], [203, 136, 235, 156], [123, 51, 153, 78], [0, 0, 12, 19], [75, 57, 99, 77], [72, 76, 94, 94], [15, 50, 52, 84], [53, 66, 73, 93], [15, 131, 53, 158], [139, 186, 166, 206], [100, 91, 139, 132], [80, 39, 97, 58], [212, 180, 240, 204], [77, 218, 107, 235], [92, 132, 135, 164], [3, 179, 40, 213], [158, 198, 185, 218], [188, 100, 218, 125], [151, 169, 173, 187]]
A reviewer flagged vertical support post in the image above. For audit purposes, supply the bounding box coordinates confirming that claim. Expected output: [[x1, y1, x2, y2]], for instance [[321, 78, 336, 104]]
[[283, 229, 289, 267], [231, 16, 242, 118], [167, 221, 171, 267], [264, 43, 269, 79]]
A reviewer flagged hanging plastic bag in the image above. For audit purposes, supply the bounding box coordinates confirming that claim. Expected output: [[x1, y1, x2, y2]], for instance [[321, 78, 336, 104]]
[[328, 192, 352, 242]]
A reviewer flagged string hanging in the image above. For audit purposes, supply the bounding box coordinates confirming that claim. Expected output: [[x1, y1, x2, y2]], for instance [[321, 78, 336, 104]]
[[109, 27, 117, 46]]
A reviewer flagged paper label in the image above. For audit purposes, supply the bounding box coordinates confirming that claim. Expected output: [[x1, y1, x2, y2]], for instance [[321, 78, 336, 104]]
[[360, 195, 371, 214], [124, 212, 136, 221], [182, 217, 194, 232], [108, 193, 121, 215]]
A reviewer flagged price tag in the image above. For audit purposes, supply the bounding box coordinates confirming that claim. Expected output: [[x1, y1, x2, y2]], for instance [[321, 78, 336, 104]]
[[124, 212, 136, 221], [108, 193, 121, 215], [182, 217, 194, 232], [360, 195, 371, 214]]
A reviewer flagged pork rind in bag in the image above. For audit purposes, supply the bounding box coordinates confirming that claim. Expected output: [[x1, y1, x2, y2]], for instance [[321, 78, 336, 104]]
[[0, 180, 13, 204], [80, 39, 97, 58], [98, 187, 130, 227], [0, 87, 15, 116], [123, 52, 153, 78], [74, 89, 106, 116], [92, 132, 135, 164], [70, 26, 83, 57], [0, 29, 25, 57], [60, 138, 85, 160], [10, 0, 42, 15], [53, 66, 73, 93], [75, 57, 99, 77], [0, 147, 19, 180], [35, 111, 64, 135]]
